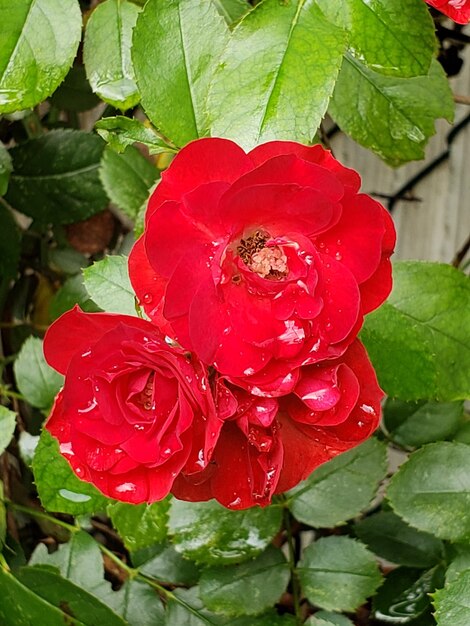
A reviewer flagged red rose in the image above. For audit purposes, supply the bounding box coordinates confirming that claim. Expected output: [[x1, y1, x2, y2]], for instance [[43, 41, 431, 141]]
[[129, 139, 395, 397], [426, 0, 470, 23], [172, 340, 382, 509], [43, 307, 222, 503]]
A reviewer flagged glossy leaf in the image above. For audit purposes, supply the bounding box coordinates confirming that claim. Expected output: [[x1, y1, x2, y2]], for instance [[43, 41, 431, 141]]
[[84, 0, 140, 110], [212, 0, 249, 24], [83, 255, 137, 317], [361, 262, 470, 401], [133, 0, 229, 146], [384, 399, 464, 448], [33, 430, 110, 515], [387, 442, 470, 542], [199, 546, 290, 616], [355, 511, 444, 568], [0, 0, 81, 114], [164, 587, 227, 626], [108, 499, 170, 551], [0, 406, 16, 456], [433, 570, 470, 626], [208, 0, 347, 150], [168, 499, 282, 565], [330, 58, 454, 165], [95, 116, 175, 155], [0, 207, 20, 281], [287, 438, 387, 527], [373, 567, 442, 624], [446, 548, 470, 584], [0, 142, 12, 195], [49, 65, 101, 112], [307, 613, 354, 626], [5, 130, 108, 225], [135, 541, 200, 586], [317, 0, 436, 77], [298, 536, 382, 612], [14, 337, 63, 410], [99, 145, 157, 220]]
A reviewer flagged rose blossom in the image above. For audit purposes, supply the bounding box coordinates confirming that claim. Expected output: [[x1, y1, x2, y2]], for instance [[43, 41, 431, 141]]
[[172, 340, 383, 509], [43, 306, 223, 503], [425, 0, 470, 23], [129, 138, 395, 397]]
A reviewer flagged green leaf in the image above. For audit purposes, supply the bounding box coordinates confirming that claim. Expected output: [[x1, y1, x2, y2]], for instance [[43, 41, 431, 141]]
[[317, 0, 436, 78], [48, 248, 88, 276], [0, 207, 20, 281], [0, 406, 16, 456], [384, 399, 464, 448], [287, 438, 387, 528], [49, 65, 101, 113], [164, 587, 226, 626], [168, 499, 282, 565], [330, 58, 454, 166], [361, 262, 470, 401], [433, 569, 470, 625], [84, 0, 140, 111], [33, 430, 110, 515], [355, 511, 444, 568], [0, 142, 12, 195], [0, 0, 81, 114], [14, 337, 63, 410], [99, 145, 157, 220], [0, 564, 126, 626], [298, 536, 382, 612], [199, 546, 290, 616], [5, 130, 108, 226], [50, 274, 100, 321], [133, 0, 229, 146], [18, 432, 39, 466], [454, 423, 470, 445], [446, 548, 470, 584], [307, 612, 354, 626], [208, 0, 347, 150], [108, 499, 170, 551], [104, 579, 165, 626], [387, 442, 470, 542], [83, 255, 137, 316], [135, 541, 200, 586], [0, 482, 6, 547], [212, 0, 249, 25], [95, 116, 175, 155], [373, 566, 443, 624]]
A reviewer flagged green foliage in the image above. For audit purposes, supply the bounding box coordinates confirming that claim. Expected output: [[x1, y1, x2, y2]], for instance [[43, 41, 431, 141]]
[[212, 0, 249, 25], [199, 546, 289, 616], [387, 442, 470, 542], [0, 142, 12, 195], [133, 0, 229, 146], [95, 116, 175, 155], [298, 536, 382, 612], [84, 0, 140, 111], [287, 438, 387, 527], [14, 337, 63, 410], [136, 541, 200, 586], [362, 262, 470, 401], [355, 511, 444, 568], [307, 613, 353, 626], [83, 256, 137, 317], [330, 58, 454, 166], [108, 499, 170, 551], [50, 274, 100, 321], [384, 399, 464, 447], [168, 499, 282, 565], [5, 130, 108, 226], [433, 570, 470, 625], [99, 146, 157, 221], [208, 0, 347, 150], [0, 406, 16, 456], [0, 0, 81, 114], [33, 430, 110, 515]]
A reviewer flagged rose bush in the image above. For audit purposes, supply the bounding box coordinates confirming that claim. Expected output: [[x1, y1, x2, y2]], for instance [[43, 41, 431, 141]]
[[129, 139, 395, 397], [43, 306, 222, 503], [173, 340, 382, 509], [426, 0, 470, 23]]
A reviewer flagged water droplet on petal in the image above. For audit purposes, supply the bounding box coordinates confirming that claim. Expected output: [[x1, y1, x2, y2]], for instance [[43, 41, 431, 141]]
[[335, 252, 342, 261], [143, 293, 153, 304]]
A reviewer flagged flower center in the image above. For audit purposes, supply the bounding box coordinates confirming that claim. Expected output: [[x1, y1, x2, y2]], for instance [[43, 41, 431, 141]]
[[237, 230, 288, 280]]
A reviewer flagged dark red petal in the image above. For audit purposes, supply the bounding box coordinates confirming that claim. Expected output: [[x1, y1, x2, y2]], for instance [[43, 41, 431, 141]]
[[248, 142, 361, 192]]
